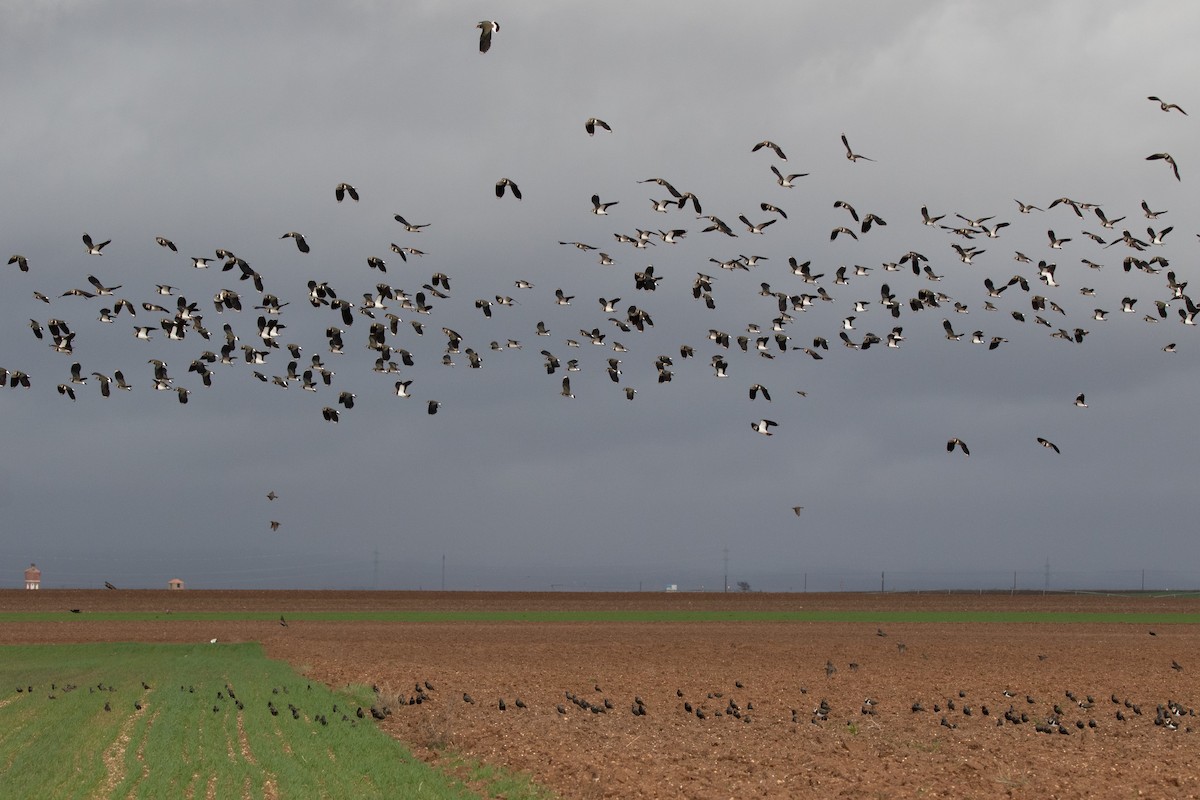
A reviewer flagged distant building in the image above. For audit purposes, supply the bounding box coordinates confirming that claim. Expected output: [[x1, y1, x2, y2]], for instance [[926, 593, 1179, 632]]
[[167, 578, 185, 590], [24, 564, 41, 590]]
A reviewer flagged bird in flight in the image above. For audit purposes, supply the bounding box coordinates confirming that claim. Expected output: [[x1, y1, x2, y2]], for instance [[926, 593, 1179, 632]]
[[82, 233, 110, 255], [751, 140, 787, 160], [1148, 96, 1187, 114], [947, 437, 970, 456], [1037, 437, 1061, 454], [334, 183, 359, 202], [585, 118, 611, 136], [751, 419, 777, 435], [495, 178, 522, 199], [841, 133, 874, 162], [476, 20, 499, 53], [280, 231, 310, 253], [770, 164, 807, 187], [1146, 152, 1181, 181]]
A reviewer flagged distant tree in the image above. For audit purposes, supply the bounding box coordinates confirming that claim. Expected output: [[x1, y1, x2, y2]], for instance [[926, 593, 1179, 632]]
[[736, 581, 751, 592]]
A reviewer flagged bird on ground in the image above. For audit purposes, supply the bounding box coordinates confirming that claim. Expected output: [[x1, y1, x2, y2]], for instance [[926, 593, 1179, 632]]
[[334, 183, 359, 202], [476, 20, 498, 52], [495, 178, 521, 199], [1148, 96, 1187, 114], [585, 117, 611, 136], [82, 233, 110, 255], [947, 438, 970, 456], [1037, 437, 1060, 453], [1146, 153, 1181, 181]]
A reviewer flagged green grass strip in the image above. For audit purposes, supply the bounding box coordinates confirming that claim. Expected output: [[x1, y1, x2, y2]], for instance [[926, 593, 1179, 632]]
[[0, 642, 548, 800], [2, 609, 1200, 624]]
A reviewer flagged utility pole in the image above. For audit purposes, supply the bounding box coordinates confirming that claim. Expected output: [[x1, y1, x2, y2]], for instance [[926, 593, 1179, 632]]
[[373, 548, 379, 590], [723, 546, 729, 593]]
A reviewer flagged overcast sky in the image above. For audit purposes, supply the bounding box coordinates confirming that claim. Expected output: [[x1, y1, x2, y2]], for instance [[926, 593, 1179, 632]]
[[2, 1, 1198, 591]]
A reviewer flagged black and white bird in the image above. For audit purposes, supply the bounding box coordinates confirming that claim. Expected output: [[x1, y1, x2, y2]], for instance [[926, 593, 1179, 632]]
[[770, 165, 807, 188], [334, 183, 359, 202], [1037, 437, 1061, 454], [751, 419, 777, 436], [947, 437, 970, 456], [1146, 152, 1181, 181], [82, 233, 110, 255], [585, 117, 611, 136], [751, 140, 787, 160], [280, 232, 310, 253], [476, 20, 498, 53], [841, 133, 874, 162], [1148, 96, 1187, 115], [591, 194, 618, 215], [495, 178, 522, 199]]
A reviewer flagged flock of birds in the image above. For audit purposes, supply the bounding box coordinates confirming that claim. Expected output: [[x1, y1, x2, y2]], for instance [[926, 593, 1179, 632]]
[[1, 20, 1194, 528], [369, 625, 1197, 740]]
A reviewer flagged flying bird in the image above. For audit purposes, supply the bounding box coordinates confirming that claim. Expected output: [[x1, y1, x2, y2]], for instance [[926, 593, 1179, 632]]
[[334, 182, 359, 202], [947, 437, 970, 456], [1146, 152, 1181, 181], [770, 165, 807, 187], [841, 133, 874, 162], [82, 233, 110, 255], [591, 194, 618, 215], [585, 117, 611, 136], [495, 178, 522, 199], [1148, 96, 1187, 114], [1037, 437, 1061, 454], [476, 20, 498, 53], [751, 419, 778, 436], [280, 232, 310, 253], [751, 140, 787, 160]]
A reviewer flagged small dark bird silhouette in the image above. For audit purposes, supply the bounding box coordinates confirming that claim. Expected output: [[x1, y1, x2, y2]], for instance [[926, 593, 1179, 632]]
[[279, 615, 288, 627]]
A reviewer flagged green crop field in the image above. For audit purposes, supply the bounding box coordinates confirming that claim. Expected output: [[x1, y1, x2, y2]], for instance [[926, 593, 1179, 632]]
[[0, 642, 547, 800]]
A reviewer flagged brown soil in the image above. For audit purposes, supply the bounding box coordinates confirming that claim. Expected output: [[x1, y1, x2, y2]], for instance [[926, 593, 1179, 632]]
[[3, 590, 1199, 799]]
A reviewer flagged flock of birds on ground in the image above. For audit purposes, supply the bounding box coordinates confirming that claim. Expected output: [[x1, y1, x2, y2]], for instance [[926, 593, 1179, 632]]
[[1, 20, 1195, 528], [10, 621, 1196, 745]]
